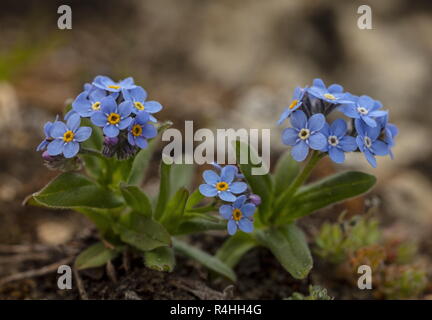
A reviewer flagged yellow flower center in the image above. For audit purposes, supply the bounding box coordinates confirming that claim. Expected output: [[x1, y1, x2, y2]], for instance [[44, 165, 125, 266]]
[[131, 124, 143, 137], [289, 99, 298, 109], [216, 182, 229, 191], [108, 113, 121, 125], [324, 93, 336, 100], [108, 85, 121, 90], [91, 101, 101, 110], [232, 209, 243, 221], [63, 130, 74, 142], [134, 102, 145, 111]]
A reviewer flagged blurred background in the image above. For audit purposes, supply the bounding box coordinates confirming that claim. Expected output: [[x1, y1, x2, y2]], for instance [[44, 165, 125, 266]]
[[0, 0, 431, 299]]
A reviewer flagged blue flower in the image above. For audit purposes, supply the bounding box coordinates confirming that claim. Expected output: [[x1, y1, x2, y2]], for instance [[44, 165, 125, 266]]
[[92, 75, 137, 93], [127, 111, 157, 149], [123, 87, 162, 122], [219, 195, 255, 235], [36, 116, 58, 151], [320, 119, 358, 163], [355, 119, 389, 168], [199, 165, 247, 202], [46, 114, 92, 158], [90, 96, 133, 137], [277, 87, 306, 125], [281, 110, 327, 162], [210, 162, 244, 179], [338, 95, 387, 128], [308, 78, 352, 104], [376, 114, 398, 159], [72, 88, 107, 117]]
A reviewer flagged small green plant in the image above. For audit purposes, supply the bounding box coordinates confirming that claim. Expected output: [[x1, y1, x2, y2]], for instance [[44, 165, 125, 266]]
[[287, 285, 333, 300], [315, 214, 380, 264]]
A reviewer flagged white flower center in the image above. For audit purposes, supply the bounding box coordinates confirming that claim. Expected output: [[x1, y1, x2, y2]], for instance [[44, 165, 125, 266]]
[[364, 136, 372, 148], [328, 135, 339, 147], [357, 107, 369, 115], [298, 128, 310, 140]]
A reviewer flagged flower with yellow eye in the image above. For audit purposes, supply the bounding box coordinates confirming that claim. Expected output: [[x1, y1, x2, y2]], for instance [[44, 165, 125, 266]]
[[123, 87, 163, 122], [127, 111, 157, 149], [72, 87, 107, 117], [46, 114, 92, 158], [278, 86, 306, 125], [90, 96, 133, 138], [308, 78, 351, 104], [219, 195, 256, 235], [199, 165, 247, 202], [93, 75, 137, 93]]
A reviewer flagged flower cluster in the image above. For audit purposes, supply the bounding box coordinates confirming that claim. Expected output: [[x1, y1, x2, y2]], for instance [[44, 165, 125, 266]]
[[199, 164, 260, 235], [279, 78, 398, 167], [37, 76, 162, 162]]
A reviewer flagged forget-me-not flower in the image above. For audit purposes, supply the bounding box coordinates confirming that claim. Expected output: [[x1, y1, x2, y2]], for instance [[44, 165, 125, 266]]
[[47, 114, 92, 158], [308, 78, 351, 104], [219, 195, 255, 235], [93, 76, 137, 93], [123, 87, 162, 122], [72, 88, 107, 117], [277, 87, 306, 125], [199, 165, 247, 202], [355, 119, 389, 168], [127, 111, 157, 149], [376, 114, 398, 159], [320, 119, 358, 163], [36, 116, 58, 152], [90, 96, 133, 137], [338, 95, 387, 128], [281, 110, 327, 162]]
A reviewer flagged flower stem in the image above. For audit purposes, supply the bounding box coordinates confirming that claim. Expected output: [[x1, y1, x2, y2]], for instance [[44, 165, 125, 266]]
[[271, 151, 325, 223], [80, 148, 104, 158]]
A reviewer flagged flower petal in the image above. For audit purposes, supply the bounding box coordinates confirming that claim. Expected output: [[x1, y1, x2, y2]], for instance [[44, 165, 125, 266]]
[[238, 218, 253, 233], [331, 118, 347, 138], [142, 124, 157, 139], [338, 104, 359, 118], [136, 111, 150, 123], [47, 139, 64, 156], [219, 191, 237, 202], [307, 113, 325, 132], [144, 101, 163, 113], [233, 195, 247, 208], [241, 203, 256, 218], [118, 101, 133, 117], [72, 92, 92, 116], [74, 127, 92, 142], [290, 110, 307, 129], [309, 132, 327, 150], [135, 136, 148, 149], [281, 128, 298, 146], [230, 182, 247, 194], [129, 86, 147, 102], [358, 95, 375, 109], [372, 140, 389, 156], [118, 117, 133, 130], [227, 220, 238, 235], [199, 184, 218, 197], [219, 205, 233, 220], [364, 149, 377, 168], [50, 122, 68, 139], [339, 136, 358, 152], [329, 147, 345, 163], [63, 141, 79, 158], [291, 140, 309, 162], [101, 96, 117, 114], [361, 115, 377, 128], [328, 84, 343, 93], [103, 124, 120, 138], [312, 78, 326, 89], [221, 165, 236, 183], [203, 170, 219, 185], [67, 114, 81, 132], [91, 111, 107, 127]]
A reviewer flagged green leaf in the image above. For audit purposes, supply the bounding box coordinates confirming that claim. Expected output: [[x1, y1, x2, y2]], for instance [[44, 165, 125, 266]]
[[114, 213, 171, 251], [154, 160, 171, 220], [172, 238, 236, 282], [75, 242, 122, 270], [74, 207, 113, 235], [30, 172, 123, 209], [169, 163, 194, 197], [175, 213, 227, 235], [79, 119, 104, 179], [232, 140, 273, 221], [160, 188, 189, 233], [144, 246, 176, 272], [255, 224, 312, 279], [120, 184, 152, 217], [273, 150, 299, 196], [216, 232, 257, 268], [281, 171, 376, 221], [185, 189, 205, 211]]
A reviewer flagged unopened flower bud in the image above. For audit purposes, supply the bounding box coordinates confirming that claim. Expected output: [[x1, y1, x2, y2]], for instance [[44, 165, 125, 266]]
[[249, 194, 261, 206]]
